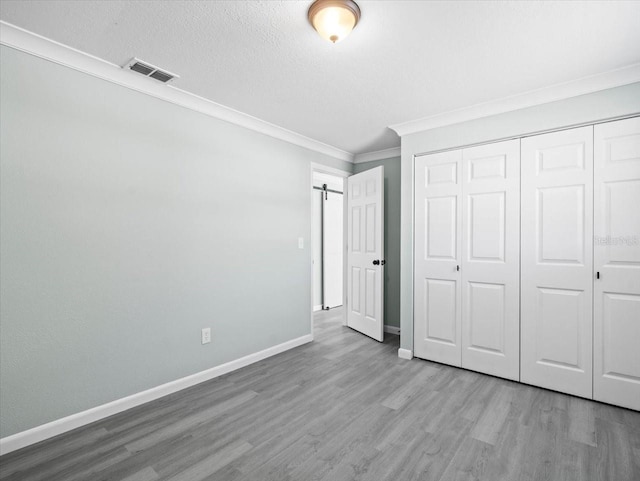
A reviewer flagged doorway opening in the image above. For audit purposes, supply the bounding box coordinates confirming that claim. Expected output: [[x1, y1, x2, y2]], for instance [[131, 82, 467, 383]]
[[312, 171, 345, 312]]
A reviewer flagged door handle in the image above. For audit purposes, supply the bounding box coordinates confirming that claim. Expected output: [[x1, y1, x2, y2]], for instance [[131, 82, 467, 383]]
[[373, 260, 380, 265], [456, 265, 460, 272]]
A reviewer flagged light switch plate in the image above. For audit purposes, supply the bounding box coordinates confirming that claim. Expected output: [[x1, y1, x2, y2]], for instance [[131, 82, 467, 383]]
[[298, 237, 304, 249]]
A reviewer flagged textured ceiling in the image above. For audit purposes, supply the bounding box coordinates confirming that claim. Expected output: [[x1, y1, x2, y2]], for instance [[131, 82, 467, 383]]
[[1, 0, 640, 155]]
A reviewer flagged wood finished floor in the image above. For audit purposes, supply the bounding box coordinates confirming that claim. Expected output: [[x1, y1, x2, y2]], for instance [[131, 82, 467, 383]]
[[1, 308, 639, 481]]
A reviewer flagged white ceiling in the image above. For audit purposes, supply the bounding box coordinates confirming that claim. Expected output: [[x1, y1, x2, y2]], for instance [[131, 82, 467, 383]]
[[1, 0, 640, 156]]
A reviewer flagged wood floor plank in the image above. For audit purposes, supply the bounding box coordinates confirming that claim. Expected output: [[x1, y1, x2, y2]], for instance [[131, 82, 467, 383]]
[[162, 440, 252, 481], [568, 396, 597, 447], [124, 390, 257, 453], [470, 385, 515, 445], [118, 466, 159, 481], [381, 363, 438, 410], [1, 307, 639, 481]]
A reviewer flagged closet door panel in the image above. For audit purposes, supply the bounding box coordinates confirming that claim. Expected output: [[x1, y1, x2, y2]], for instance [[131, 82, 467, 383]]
[[594, 117, 640, 411], [521, 126, 593, 398], [461, 140, 520, 380], [414, 150, 462, 366]]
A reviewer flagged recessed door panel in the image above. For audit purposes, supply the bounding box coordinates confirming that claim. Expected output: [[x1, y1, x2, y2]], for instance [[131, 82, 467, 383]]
[[468, 282, 505, 354], [538, 185, 585, 264], [427, 162, 457, 185], [365, 268, 377, 320], [347, 166, 384, 342], [603, 180, 640, 265], [606, 133, 640, 163], [351, 206, 361, 253], [602, 293, 640, 381], [521, 126, 593, 398], [468, 192, 505, 262], [426, 196, 457, 260], [365, 203, 376, 253], [425, 278, 457, 344], [351, 267, 361, 315], [537, 288, 583, 369], [594, 117, 640, 411], [461, 140, 520, 380], [536, 143, 585, 173], [469, 155, 506, 180], [415, 150, 462, 367]]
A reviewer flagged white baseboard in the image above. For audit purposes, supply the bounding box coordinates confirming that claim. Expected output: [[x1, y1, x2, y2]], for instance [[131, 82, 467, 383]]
[[384, 325, 401, 335], [313, 304, 323, 312], [398, 348, 413, 360], [0, 334, 313, 456]]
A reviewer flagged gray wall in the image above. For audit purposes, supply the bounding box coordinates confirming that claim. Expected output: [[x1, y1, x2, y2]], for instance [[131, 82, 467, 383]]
[[399, 82, 640, 353], [354, 157, 401, 328], [0, 45, 351, 438]]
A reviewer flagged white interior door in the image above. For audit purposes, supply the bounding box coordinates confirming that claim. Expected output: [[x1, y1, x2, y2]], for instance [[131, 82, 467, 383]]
[[347, 166, 384, 341], [414, 150, 462, 366], [521, 126, 593, 398], [323, 191, 344, 309], [461, 140, 521, 380], [594, 117, 640, 411]]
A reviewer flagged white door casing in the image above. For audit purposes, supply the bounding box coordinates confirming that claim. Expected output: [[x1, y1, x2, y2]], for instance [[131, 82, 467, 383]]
[[461, 140, 521, 380], [520, 126, 594, 398], [414, 150, 462, 366], [347, 166, 384, 341], [593, 117, 640, 411]]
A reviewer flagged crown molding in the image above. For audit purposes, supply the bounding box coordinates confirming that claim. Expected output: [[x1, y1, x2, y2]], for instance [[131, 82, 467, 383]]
[[0, 21, 354, 163], [353, 146, 401, 163], [389, 64, 640, 137]]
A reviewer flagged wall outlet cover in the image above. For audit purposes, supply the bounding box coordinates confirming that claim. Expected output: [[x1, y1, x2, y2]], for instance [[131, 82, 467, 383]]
[[201, 328, 211, 344]]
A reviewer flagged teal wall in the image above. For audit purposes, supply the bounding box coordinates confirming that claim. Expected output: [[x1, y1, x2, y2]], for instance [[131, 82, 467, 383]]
[[0, 45, 350, 438], [354, 157, 401, 328], [399, 82, 640, 353]]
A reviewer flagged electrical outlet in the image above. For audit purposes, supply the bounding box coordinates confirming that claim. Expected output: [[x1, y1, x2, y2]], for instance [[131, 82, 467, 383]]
[[201, 327, 211, 345]]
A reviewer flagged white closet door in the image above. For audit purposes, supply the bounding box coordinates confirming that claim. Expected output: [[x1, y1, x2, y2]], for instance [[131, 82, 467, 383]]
[[521, 126, 593, 398], [461, 140, 520, 380], [594, 117, 640, 411], [347, 166, 384, 342], [414, 150, 462, 366]]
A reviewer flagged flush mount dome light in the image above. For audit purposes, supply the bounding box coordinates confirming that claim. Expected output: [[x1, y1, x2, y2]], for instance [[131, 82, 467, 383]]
[[308, 0, 361, 44]]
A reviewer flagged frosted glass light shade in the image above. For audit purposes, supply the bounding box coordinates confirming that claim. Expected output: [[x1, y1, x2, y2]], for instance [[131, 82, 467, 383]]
[[308, 0, 361, 44]]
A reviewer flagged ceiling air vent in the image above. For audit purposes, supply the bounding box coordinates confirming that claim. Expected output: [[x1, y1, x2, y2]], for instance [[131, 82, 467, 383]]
[[123, 58, 179, 84]]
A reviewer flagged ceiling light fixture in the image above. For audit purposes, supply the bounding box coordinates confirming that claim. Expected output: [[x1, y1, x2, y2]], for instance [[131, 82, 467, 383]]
[[308, 0, 361, 44]]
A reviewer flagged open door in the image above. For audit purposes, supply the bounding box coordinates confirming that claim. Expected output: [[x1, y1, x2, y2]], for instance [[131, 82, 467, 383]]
[[347, 166, 384, 341]]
